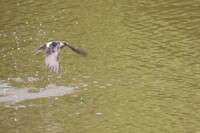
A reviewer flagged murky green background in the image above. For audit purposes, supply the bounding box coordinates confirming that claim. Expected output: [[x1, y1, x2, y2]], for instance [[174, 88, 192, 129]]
[[1, 0, 200, 132]]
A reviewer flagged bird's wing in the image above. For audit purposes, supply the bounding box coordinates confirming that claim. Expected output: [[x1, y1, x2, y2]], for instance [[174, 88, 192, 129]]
[[45, 44, 60, 74], [34, 45, 47, 55]]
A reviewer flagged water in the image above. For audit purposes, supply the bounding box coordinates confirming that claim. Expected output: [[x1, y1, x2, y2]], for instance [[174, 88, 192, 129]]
[[0, 0, 200, 132]]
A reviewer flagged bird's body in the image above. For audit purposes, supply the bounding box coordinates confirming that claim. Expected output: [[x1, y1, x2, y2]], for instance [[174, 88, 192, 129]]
[[45, 41, 65, 74], [36, 41, 86, 74]]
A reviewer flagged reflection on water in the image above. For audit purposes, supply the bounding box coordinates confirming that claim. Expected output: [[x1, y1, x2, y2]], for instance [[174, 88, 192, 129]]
[[0, 78, 73, 103], [1, 0, 200, 133]]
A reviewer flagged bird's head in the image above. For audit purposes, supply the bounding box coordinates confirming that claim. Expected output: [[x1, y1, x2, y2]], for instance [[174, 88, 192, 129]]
[[46, 41, 68, 48], [60, 41, 68, 47]]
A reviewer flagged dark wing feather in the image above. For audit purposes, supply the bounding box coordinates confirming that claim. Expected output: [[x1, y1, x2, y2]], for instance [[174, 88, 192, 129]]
[[34, 45, 46, 55], [45, 44, 60, 74]]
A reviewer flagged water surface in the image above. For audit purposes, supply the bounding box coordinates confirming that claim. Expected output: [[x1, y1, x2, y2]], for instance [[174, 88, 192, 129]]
[[0, 0, 200, 133]]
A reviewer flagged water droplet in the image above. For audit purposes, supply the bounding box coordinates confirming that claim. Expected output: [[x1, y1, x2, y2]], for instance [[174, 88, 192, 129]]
[[99, 86, 106, 88], [96, 112, 103, 115], [107, 84, 112, 86]]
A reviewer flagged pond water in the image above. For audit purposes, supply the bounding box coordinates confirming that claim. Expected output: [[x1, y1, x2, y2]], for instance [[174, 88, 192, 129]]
[[0, 0, 200, 132]]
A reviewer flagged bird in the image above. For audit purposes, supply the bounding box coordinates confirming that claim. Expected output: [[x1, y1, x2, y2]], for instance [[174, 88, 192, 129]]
[[35, 41, 87, 74]]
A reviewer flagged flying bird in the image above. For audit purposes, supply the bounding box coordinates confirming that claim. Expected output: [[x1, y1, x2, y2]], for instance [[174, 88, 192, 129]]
[[35, 41, 87, 74]]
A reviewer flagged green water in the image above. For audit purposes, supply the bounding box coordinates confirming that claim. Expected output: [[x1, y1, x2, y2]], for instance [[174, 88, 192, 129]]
[[0, 0, 200, 132]]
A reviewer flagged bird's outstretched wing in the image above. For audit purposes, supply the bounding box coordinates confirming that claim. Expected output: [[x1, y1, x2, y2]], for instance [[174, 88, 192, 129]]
[[45, 44, 60, 74]]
